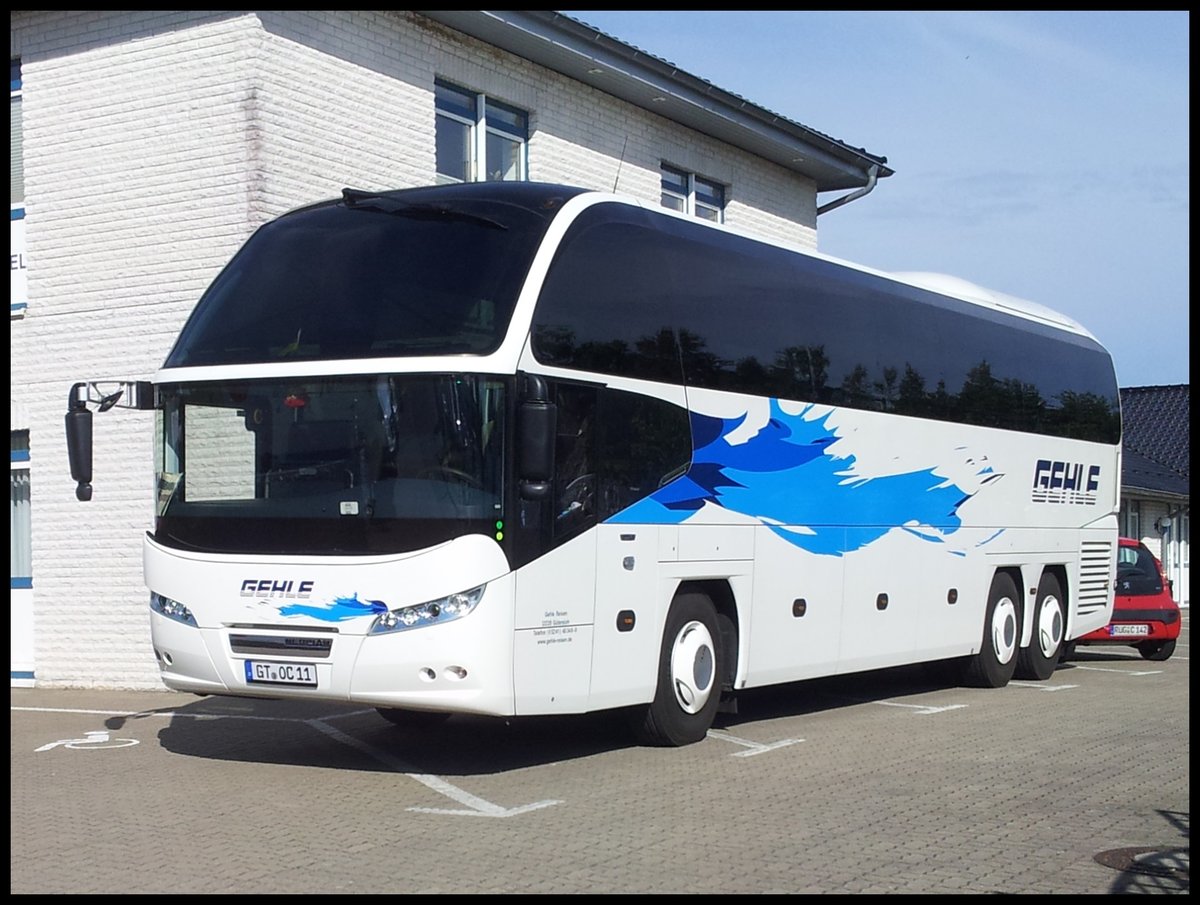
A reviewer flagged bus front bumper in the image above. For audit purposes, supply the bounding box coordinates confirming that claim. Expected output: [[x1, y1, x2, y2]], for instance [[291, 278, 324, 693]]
[[149, 575, 517, 716]]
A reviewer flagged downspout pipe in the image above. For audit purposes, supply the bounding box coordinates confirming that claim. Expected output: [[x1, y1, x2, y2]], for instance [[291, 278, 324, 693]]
[[816, 163, 879, 217]]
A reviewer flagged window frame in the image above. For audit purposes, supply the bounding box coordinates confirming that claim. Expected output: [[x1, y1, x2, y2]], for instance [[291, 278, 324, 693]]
[[435, 78, 528, 185], [10, 429, 31, 589], [11, 58, 25, 319], [661, 164, 726, 224], [1121, 498, 1141, 540]]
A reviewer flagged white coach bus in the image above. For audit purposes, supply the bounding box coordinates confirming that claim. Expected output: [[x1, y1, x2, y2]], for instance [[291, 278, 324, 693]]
[[65, 182, 1121, 745]]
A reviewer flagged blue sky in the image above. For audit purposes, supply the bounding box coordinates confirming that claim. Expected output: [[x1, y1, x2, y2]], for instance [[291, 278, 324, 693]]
[[564, 11, 1189, 388]]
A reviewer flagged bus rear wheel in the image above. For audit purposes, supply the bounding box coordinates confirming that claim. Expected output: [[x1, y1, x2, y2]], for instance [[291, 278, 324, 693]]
[[631, 592, 722, 747], [963, 572, 1020, 688], [1015, 572, 1064, 680]]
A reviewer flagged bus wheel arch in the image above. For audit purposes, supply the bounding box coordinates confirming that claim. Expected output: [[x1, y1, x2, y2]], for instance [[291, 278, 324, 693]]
[[963, 569, 1021, 688], [631, 587, 731, 746], [1015, 567, 1067, 680]]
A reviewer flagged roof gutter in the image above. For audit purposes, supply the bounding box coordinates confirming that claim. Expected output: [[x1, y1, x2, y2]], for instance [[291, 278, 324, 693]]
[[816, 163, 879, 217], [1120, 485, 1190, 505], [415, 11, 892, 193]]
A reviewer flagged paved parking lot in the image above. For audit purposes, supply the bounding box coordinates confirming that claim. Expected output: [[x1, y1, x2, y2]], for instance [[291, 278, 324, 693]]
[[11, 613, 1188, 894]]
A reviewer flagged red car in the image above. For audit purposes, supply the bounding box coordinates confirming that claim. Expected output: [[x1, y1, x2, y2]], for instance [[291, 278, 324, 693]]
[[1064, 537, 1181, 661]]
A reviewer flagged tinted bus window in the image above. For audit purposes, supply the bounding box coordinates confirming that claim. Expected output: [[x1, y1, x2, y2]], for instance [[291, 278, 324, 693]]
[[534, 203, 1118, 443], [533, 207, 684, 384], [167, 184, 580, 367]]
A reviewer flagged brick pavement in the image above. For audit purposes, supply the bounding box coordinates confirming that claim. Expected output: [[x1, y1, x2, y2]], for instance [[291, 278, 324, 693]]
[[10, 614, 1188, 894]]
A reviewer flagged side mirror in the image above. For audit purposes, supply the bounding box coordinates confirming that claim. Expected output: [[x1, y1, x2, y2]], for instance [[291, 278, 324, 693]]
[[65, 385, 94, 501], [518, 374, 556, 501], [62, 380, 154, 502]]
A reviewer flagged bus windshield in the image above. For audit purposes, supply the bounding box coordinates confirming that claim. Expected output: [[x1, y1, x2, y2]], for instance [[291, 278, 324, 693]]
[[163, 185, 577, 367], [154, 375, 508, 555]]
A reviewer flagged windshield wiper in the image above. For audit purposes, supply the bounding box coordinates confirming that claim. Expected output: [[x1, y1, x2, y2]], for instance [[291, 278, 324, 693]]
[[341, 189, 508, 230]]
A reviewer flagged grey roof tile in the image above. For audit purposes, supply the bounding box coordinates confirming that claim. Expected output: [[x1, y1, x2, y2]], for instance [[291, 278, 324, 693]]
[[1119, 384, 1189, 496]]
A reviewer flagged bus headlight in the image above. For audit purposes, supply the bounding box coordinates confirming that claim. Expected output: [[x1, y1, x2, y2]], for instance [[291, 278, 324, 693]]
[[150, 591, 197, 627], [369, 585, 486, 635]]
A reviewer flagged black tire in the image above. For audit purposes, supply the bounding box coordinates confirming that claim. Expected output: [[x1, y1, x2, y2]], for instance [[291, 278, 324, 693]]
[[375, 707, 452, 729], [1137, 639, 1176, 662], [963, 572, 1021, 688], [1015, 572, 1065, 680], [631, 592, 722, 747], [1058, 640, 1077, 663]]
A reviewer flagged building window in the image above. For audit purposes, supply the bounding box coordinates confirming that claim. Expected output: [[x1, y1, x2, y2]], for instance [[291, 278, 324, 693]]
[[435, 79, 528, 185], [10, 430, 31, 589], [1121, 499, 1140, 540], [661, 164, 725, 223], [11, 58, 26, 319]]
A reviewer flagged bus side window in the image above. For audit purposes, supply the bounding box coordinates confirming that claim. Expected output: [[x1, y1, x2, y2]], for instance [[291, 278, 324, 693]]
[[552, 384, 597, 541], [595, 388, 692, 518]]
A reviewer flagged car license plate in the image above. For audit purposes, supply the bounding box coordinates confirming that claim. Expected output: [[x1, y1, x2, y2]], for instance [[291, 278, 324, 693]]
[[244, 660, 318, 687], [1109, 624, 1150, 637]]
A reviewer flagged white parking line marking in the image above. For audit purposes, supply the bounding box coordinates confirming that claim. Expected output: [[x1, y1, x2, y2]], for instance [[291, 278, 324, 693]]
[[1070, 665, 1163, 676], [13, 705, 284, 721], [35, 729, 139, 751], [872, 701, 970, 713], [706, 729, 802, 756], [1009, 681, 1079, 690], [13, 704, 561, 818], [308, 719, 562, 818]]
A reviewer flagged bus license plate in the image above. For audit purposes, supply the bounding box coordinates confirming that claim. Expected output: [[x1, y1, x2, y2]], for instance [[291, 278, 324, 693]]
[[1109, 624, 1150, 637], [245, 660, 318, 687]]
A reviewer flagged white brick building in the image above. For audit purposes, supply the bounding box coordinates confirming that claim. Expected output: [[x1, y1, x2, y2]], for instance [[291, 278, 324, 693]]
[[10, 11, 892, 688]]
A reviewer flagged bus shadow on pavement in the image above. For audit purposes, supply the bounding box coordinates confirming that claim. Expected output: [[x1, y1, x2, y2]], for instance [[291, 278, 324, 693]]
[[99, 647, 1137, 775], [714, 660, 969, 730], [133, 695, 641, 775], [100, 660, 981, 774]]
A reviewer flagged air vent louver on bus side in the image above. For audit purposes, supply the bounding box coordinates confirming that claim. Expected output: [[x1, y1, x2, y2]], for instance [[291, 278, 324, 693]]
[[1076, 539, 1114, 618]]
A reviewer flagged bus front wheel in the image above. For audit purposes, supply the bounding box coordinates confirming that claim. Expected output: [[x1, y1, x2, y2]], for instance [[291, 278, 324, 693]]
[[631, 592, 722, 747], [963, 572, 1020, 688], [1015, 572, 1064, 680]]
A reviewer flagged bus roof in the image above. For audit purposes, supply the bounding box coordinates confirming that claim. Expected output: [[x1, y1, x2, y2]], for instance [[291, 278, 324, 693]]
[[888, 271, 1094, 339], [276, 181, 1096, 342]]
